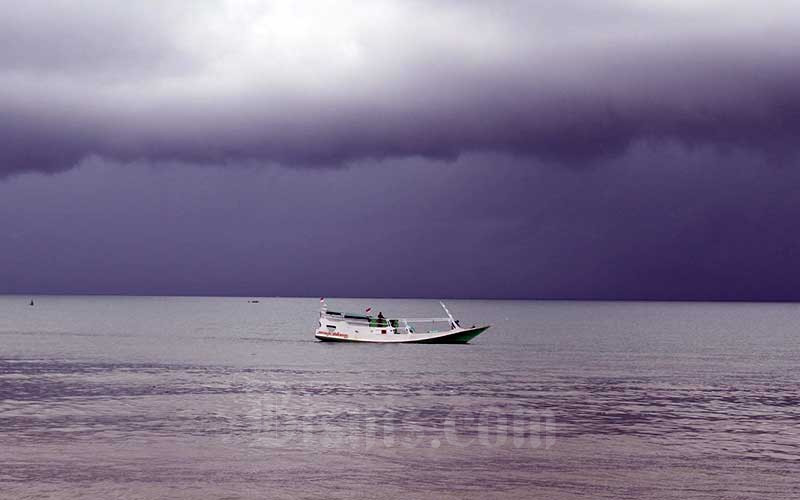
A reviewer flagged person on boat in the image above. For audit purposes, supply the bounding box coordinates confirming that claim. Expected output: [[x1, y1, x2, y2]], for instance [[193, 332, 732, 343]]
[[377, 311, 384, 320]]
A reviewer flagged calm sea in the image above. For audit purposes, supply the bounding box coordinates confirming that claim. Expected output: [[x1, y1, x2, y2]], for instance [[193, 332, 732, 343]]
[[1, 296, 798, 499]]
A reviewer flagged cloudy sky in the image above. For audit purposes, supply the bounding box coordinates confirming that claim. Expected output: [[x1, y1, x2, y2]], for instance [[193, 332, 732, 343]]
[[2, 0, 800, 299]]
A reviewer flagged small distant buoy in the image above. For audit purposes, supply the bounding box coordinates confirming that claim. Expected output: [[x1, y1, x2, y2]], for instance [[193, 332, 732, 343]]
[[29, 300, 34, 306]]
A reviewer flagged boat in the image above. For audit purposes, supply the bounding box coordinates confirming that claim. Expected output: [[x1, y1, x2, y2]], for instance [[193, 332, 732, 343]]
[[315, 300, 489, 343]]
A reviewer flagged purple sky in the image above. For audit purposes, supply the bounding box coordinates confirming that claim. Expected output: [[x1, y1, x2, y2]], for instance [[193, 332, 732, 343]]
[[2, 1, 800, 299]]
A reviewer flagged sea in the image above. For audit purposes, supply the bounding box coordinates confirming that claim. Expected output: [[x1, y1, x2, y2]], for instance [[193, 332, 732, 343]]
[[0, 296, 798, 499]]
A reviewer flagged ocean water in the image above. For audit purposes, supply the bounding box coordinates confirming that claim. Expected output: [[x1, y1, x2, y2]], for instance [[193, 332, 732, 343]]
[[1, 296, 798, 499]]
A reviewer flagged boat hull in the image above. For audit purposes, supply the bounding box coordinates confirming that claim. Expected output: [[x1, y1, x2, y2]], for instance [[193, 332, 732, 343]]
[[315, 325, 489, 344]]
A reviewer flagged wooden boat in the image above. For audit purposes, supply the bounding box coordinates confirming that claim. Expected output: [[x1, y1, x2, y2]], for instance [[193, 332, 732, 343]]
[[315, 301, 489, 343]]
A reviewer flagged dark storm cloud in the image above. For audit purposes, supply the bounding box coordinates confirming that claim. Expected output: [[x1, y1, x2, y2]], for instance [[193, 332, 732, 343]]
[[4, 149, 800, 300], [2, 1, 800, 177]]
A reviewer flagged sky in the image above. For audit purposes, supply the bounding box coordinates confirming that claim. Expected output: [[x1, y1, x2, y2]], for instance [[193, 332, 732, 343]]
[[2, 0, 800, 299]]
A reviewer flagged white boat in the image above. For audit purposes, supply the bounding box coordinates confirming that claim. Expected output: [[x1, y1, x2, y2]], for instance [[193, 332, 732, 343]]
[[315, 301, 489, 343]]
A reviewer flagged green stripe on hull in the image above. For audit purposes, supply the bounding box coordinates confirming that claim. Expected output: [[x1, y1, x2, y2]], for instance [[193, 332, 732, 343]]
[[315, 335, 352, 342], [412, 326, 489, 344]]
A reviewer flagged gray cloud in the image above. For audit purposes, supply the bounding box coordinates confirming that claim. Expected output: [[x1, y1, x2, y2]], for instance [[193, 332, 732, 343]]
[[0, 2, 194, 75], [2, 1, 800, 177]]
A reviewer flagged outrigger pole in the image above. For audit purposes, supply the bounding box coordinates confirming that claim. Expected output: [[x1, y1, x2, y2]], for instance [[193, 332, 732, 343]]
[[440, 301, 456, 329]]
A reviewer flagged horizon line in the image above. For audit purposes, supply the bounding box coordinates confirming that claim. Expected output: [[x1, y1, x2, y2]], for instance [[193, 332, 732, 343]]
[[3, 292, 800, 305]]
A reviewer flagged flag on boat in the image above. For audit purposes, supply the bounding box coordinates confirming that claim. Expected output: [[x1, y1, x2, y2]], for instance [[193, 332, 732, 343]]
[[365, 307, 372, 313]]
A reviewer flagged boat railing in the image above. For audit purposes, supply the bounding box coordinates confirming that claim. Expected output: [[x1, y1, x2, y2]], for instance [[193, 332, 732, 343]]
[[321, 311, 451, 327], [323, 312, 449, 322], [391, 317, 450, 323], [321, 313, 387, 327]]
